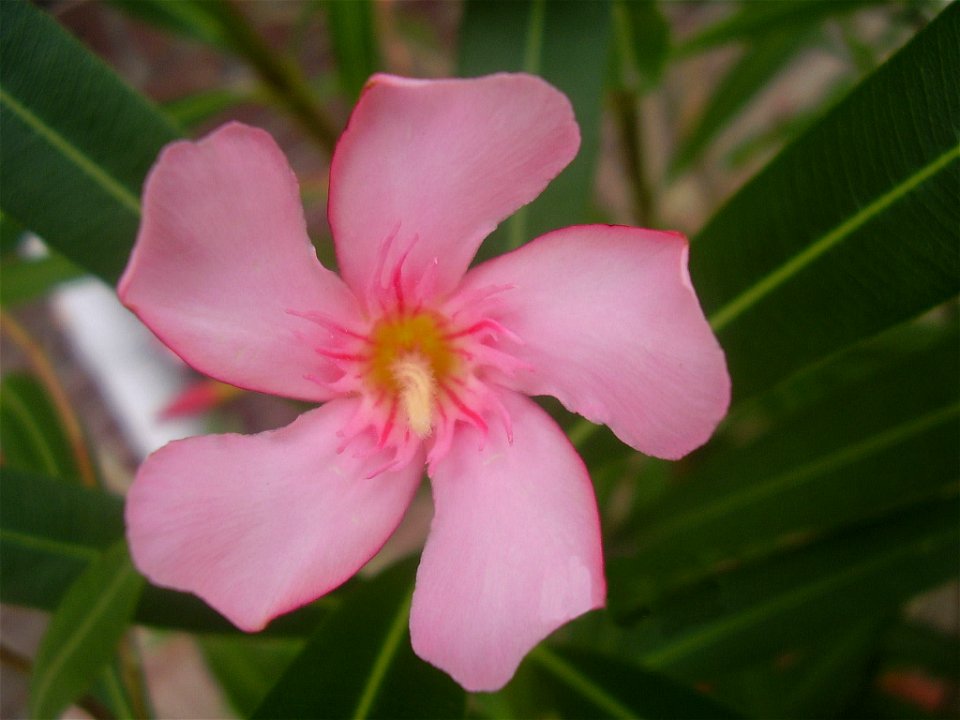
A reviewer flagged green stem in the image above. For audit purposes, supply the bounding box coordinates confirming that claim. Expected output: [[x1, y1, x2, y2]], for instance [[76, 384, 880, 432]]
[[611, 0, 655, 227], [218, 1, 338, 154], [1, 644, 117, 720], [0, 310, 97, 488], [613, 89, 655, 227]]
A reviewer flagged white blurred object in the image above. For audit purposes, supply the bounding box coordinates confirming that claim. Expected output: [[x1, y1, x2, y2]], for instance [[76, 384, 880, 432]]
[[52, 277, 204, 459]]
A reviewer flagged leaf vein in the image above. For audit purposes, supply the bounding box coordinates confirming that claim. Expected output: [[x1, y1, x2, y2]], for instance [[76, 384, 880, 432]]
[[709, 144, 960, 331], [0, 87, 141, 215]]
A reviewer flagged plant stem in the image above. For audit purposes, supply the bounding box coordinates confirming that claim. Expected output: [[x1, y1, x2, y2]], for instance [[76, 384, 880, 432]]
[[613, 88, 655, 227], [219, 1, 339, 154], [611, 0, 656, 227], [0, 309, 96, 488], [1, 644, 116, 720]]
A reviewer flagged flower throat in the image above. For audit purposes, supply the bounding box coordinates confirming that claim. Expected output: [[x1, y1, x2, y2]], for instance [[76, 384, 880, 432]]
[[367, 312, 458, 438]]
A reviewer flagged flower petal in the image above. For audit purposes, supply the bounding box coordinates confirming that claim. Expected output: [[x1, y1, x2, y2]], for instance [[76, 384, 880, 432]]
[[411, 391, 605, 692], [126, 399, 423, 631], [329, 73, 579, 303], [119, 122, 360, 402], [459, 225, 730, 459]]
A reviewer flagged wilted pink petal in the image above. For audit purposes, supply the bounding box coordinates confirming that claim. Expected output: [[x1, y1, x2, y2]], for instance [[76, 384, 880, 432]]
[[459, 225, 730, 459], [120, 123, 360, 402], [126, 399, 423, 631], [329, 74, 579, 303], [411, 391, 605, 691]]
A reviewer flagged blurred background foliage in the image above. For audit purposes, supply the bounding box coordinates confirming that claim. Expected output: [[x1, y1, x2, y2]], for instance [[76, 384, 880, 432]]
[[1, 0, 957, 717]]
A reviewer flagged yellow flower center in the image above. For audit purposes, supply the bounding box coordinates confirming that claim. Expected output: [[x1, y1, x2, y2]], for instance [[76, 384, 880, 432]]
[[367, 312, 457, 437]]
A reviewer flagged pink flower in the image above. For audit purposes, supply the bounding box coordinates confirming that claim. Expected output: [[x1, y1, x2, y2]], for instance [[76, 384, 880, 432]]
[[119, 73, 729, 691]]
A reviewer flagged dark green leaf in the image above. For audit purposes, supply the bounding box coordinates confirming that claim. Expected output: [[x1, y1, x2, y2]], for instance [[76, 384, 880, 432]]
[[0, 0, 180, 283], [708, 615, 885, 718], [675, 0, 875, 56], [609, 322, 959, 609], [521, 645, 742, 719], [459, 0, 612, 260], [201, 635, 304, 717], [632, 498, 959, 677], [615, 0, 670, 90], [671, 27, 819, 176], [324, 0, 381, 99], [1, 373, 82, 480], [254, 559, 466, 719], [776, 617, 885, 719], [107, 0, 235, 49], [692, 4, 960, 403], [0, 209, 25, 255], [1, 468, 124, 609], [90, 657, 144, 720], [30, 540, 144, 720], [848, 620, 960, 719], [162, 87, 252, 130], [109, 0, 339, 152], [0, 253, 86, 306], [723, 77, 855, 169]]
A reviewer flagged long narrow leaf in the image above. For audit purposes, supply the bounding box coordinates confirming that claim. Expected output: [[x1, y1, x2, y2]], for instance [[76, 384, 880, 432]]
[[30, 541, 144, 720], [523, 645, 743, 719], [633, 498, 959, 677], [692, 4, 959, 403], [253, 559, 465, 719], [0, 0, 179, 282], [0, 373, 83, 481], [675, 0, 876, 56], [0, 253, 86, 307], [324, 0, 381, 99], [671, 26, 818, 176], [608, 323, 959, 609]]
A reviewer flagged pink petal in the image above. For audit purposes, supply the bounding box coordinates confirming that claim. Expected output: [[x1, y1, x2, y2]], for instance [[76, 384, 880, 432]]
[[126, 399, 423, 631], [119, 122, 361, 402], [411, 391, 605, 692], [459, 225, 730, 459], [329, 74, 579, 303]]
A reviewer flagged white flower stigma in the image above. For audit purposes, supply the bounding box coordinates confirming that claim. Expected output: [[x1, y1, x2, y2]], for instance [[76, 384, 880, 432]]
[[391, 354, 436, 438]]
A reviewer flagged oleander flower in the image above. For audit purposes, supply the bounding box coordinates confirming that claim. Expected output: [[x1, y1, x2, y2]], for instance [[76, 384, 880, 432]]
[[119, 73, 730, 691]]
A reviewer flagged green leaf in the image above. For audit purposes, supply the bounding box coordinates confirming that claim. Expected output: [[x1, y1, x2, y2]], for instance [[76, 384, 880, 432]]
[[201, 635, 304, 717], [0, 468, 326, 636], [692, 4, 960, 403], [608, 322, 959, 609], [1, 373, 83, 480], [775, 617, 884, 719], [1, 468, 124, 609], [106, 0, 236, 50], [0, 0, 180, 283], [675, 0, 875, 56], [162, 87, 252, 130], [0, 209, 25, 255], [707, 614, 885, 718], [253, 559, 466, 719], [849, 620, 960, 719], [632, 497, 959, 677], [0, 252, 86, 306], [671, 26, 819, 176], [520, 645, 743, 719], [458, 0, 612, 259], [324, 0, 381, 99], [30, 540, 145, 720], [615, 0, 670, 90]]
